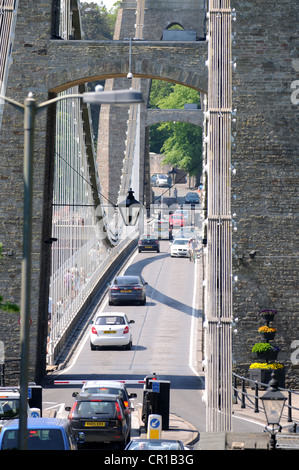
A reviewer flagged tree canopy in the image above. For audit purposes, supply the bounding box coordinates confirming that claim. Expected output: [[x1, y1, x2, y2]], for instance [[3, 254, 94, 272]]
[[80, 1, 120, 40], [149, 81, 202, 177]]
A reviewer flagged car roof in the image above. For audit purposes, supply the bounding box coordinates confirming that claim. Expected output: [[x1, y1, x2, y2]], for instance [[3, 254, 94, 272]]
[[113, 275, 140, 282], [82, 380, 126, 390], [76, 393, 120, 401], [1, 417, 70, 430], [95, 311, 127, 317]]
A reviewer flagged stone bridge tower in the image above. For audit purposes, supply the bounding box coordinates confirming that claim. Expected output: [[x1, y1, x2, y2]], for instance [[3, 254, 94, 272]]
[[96, 0, 206, 207]]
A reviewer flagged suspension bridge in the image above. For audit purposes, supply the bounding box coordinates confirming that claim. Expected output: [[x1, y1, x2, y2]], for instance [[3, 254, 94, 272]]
[[1, 0, 297, 435]]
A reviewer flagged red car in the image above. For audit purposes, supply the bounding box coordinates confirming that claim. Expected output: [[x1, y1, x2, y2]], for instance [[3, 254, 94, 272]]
[[169, 213, 185, 227]]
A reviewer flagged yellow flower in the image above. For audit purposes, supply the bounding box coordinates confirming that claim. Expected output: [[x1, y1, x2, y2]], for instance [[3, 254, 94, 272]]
[[258, 325, 277, 333], [249, 362, 284, 370]]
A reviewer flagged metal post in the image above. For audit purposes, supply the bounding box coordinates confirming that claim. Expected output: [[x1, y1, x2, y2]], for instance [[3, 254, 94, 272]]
[[254, 382, 259, 413], [288, 391, 292, 422], [241, 379, 246, 409], [205, 0, 233, 431], [18, 95, 37, 450]]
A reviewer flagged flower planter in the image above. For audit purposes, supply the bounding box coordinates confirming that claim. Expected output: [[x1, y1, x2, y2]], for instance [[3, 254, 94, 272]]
[[263, 313, 275, 323], [249, 368, 285, 389], [259, 309, 277, 324], [260, 332, 276, 341], [257, 350, 279, 361]]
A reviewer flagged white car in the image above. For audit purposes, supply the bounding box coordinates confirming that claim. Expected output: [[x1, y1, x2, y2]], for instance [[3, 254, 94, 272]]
[[156, 174, 170, 187], [170, 238, 190, 257], [72, 380, 137, 410], [90, 312, 134, 350]]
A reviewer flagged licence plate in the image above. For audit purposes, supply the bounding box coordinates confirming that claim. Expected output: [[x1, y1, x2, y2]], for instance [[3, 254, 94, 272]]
[[145, 245, 153, 248], [120, 289, 131, 293], [104, 330, 116, 334], [85, 422, 105, 427]]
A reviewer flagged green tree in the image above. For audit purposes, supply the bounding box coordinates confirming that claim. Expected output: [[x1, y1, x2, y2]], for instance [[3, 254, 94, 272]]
[[80, 1, 120, 40], [150, 83, 202, 177]]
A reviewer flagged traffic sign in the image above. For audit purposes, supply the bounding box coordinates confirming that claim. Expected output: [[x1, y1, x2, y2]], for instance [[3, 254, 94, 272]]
[[147, 414, 162, 439]]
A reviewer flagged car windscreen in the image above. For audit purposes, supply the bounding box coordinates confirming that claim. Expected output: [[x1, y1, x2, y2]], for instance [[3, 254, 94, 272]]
[[128, 440, 182, 450], [1, 429, 65, 450], [0, 399, 20, 419], [173, 239, 189, 245]]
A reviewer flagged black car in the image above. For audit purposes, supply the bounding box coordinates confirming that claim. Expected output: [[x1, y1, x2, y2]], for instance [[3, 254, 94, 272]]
[[138, 235, 160, 253], [66, 394, 131, 449], [108, 275, 147, 306], [185, 192, 200, 205]]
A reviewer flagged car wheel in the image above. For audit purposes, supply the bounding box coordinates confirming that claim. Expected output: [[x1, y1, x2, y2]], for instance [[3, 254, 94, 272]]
[[125, 341, 132, 350], [90, 342, 97, 351], [109, 300, 113, 306], [141, 297, 146, 305]]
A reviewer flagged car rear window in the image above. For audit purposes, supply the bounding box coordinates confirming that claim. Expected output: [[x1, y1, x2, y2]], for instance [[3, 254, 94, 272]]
[[95, 316, 125, 325], [114, 277, 140, 286], [74, 400, 116, 418], [1, 429, 65, 450], [84, 387, 125, 401]]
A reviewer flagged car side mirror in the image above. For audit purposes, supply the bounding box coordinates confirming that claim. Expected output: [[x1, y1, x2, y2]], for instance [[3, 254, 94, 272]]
[[65, 406, 71, 411], [129, 320, 135, 324]]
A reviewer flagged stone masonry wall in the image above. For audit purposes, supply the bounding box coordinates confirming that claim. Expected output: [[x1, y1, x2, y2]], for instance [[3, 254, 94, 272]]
[[231, 0, 299, 387]]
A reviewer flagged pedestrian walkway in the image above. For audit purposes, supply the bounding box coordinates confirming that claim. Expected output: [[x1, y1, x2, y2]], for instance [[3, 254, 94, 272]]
[[232, 386, 299, 449], [232, 386, 299, 430]]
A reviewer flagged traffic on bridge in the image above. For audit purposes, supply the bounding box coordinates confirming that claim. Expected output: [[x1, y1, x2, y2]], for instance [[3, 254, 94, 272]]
[[35, 185, 262, 452]]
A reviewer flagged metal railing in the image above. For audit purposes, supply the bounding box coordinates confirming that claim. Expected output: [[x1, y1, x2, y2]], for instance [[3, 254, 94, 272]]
[[233, 372, 299, 429]]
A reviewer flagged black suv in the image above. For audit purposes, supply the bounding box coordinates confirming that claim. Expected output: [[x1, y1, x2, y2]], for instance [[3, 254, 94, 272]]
[[66, 394, 131, 449]]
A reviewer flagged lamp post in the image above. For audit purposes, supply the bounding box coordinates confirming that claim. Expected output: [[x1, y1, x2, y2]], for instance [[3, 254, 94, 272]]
[[0, 87, 143, 450], [118, 188, 142, 226], [261, 372, 287, 449], [168, 168, 177, 196]]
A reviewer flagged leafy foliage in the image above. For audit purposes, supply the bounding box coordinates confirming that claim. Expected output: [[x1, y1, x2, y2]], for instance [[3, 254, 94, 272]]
[[80, 1, 120, 40], [149, 81, 202, 176]]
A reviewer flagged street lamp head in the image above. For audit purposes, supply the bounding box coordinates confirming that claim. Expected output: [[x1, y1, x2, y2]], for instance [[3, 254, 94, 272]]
[[261, 372, 287, 426], [118, 188, 142, 226], [83, 88, 143, 106]]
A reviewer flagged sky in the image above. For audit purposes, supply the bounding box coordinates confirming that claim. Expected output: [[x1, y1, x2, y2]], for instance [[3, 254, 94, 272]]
[[87, 0, 118, 10]]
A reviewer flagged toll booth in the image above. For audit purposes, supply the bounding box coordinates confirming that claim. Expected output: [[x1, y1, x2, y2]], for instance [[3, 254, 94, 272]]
[[142, 375, 170, 430]]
